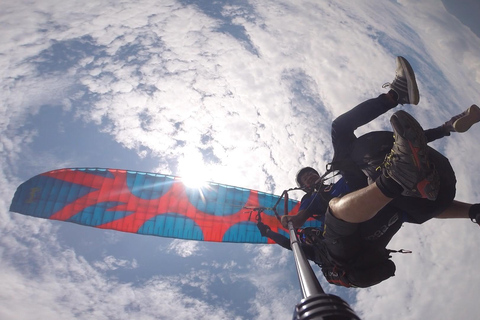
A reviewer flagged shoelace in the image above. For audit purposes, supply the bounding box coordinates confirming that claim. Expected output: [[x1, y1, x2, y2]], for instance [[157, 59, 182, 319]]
[[376, 135, 397, 175], [449, 110, 467, 125]]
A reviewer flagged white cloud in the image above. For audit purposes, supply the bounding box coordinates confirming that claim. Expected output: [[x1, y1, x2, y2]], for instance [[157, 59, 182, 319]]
[[1, 0, 480, 319], [245, 243, 292, 270], [0, 212, 242, 320], [93, 255, 138, 271], [167, 239, 204, 257], [354, 220, 480, 320]]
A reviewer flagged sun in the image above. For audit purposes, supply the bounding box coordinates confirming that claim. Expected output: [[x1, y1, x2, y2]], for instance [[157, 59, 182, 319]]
[[181, 173, 208, 189], [178, 161, 210, 189]]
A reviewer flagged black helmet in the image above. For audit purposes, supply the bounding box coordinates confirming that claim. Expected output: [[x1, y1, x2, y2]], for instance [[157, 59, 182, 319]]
[[295, 167, 319, 187]]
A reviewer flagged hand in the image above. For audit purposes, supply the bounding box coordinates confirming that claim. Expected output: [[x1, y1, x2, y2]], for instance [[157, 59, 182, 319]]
[[281, 215, 295, 229], [257, 222, 271, 237]]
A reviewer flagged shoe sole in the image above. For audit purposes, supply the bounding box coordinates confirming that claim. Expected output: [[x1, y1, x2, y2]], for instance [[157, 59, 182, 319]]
[[390, 111, 438, 200], [397, 56, 420, 105], [390, 110, 427, 170], [453, 104, 480, 133]]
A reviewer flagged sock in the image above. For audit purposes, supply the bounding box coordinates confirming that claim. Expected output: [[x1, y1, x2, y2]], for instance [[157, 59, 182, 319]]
[[468, 204, 480, 222], [375, 174, 403, 198], [441, 124, 452, 136], [388, 89, 399, 102]]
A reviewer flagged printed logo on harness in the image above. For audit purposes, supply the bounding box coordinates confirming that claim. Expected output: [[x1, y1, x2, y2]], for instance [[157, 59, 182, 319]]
[[322, 266, 356, 288], [366, 213, 399, 241]]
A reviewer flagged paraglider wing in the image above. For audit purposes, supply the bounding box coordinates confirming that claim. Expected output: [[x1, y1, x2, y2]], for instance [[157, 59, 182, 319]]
[[10, 168, 321, 244]]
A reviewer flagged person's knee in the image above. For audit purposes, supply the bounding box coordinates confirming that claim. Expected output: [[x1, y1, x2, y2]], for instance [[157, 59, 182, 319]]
[[331, 116, 349, 134], [328, 198, 342, 219]]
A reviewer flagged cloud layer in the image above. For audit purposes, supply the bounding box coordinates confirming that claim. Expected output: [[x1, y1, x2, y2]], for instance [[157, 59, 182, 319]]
[[2, 0, 480, 319]]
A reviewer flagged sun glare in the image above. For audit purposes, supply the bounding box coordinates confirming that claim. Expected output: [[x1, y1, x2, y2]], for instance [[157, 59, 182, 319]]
[[179, 162, 210, 189], [177, 152, 216, 190], [181, 174, 208, 189]]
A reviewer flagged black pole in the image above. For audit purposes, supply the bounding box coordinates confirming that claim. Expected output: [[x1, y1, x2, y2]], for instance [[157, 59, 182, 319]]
[[288, 222, 361, 320]]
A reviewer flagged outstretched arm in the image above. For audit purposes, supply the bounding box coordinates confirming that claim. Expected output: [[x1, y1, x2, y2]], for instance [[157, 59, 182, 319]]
[[435, 200, 472, 219], [281, 209, 312, 229], [257, 222, 291, 249], [257, 222, 318, 262]]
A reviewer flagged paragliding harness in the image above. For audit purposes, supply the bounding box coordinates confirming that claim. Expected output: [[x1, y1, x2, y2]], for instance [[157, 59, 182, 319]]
[[316, 243, 404, 288], [298, 224, 405, 288], [269, 165, 409, 288], [296, 227, 358, 288]]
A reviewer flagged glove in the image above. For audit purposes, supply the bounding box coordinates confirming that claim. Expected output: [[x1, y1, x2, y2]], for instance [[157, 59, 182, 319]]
[[257, 222, 271, 237]]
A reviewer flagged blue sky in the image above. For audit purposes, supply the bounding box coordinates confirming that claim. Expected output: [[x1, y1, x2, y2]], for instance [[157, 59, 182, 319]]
[[2, 0, 480, 319]]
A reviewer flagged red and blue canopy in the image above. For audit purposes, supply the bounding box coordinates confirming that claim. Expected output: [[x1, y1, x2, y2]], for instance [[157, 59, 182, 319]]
[[10, 168, 322, 244]]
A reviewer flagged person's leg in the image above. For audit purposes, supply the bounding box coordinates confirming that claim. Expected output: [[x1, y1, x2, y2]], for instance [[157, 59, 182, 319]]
[[390, 147, 457, 224], [330, 57, 421, 190], [424, 104, 480, 142], [329, 183, 393, 223], [445, 104, 480, 133], [435, 200, 471, 219], [350, 131, 394, 183], [352, 104, 479, 183], [331, 56, 421, 162], [331, 94, 397, 162], [330, 110, 440, 223], [330, 94, 398, 190], [382, 111, 439, 200], [435, 201, 480, 227]]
